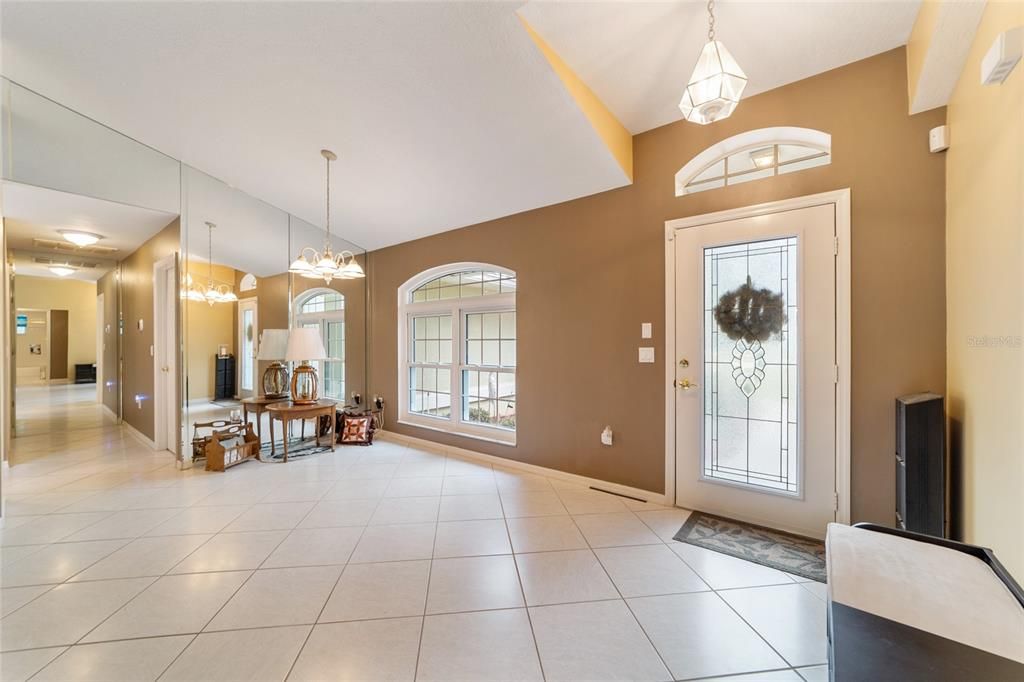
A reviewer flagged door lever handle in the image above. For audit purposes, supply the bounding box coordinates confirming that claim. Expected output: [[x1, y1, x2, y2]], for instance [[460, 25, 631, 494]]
[[674, 379, 698, 390]]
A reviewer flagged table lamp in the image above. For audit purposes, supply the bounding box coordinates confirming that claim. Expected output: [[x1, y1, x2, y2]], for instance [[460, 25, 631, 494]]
[[285, 327, 328, 404], [256, 329, 290, 399]]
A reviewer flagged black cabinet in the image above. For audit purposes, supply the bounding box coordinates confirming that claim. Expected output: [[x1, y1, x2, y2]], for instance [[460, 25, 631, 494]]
[[74, 363, 97, 384], [215, 355, 236, 401], [895, 393, 945, 537]]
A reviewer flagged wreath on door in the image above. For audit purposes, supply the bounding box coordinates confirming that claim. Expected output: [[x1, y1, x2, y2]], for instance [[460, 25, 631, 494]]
[[713, 276, 787, 343]]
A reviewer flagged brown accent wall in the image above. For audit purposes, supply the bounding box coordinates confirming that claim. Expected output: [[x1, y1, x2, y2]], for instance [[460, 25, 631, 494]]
[[370, 48, 947, 524], [48, 310, 68, 380], [121, 218, 180, 440], [97, 269, 120, 417]]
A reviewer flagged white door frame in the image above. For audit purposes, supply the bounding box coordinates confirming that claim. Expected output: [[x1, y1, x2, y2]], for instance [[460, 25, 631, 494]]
[[96, 292, 104, 404], [664, 188, 852, 524], [236, 298, 258, 399], [153, 254, 177, 453]]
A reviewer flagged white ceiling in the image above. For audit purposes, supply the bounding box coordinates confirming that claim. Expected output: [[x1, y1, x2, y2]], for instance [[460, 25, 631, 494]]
[[1, 1, 628, 252], [518, 0, 922, 133], [1, 1, 921, 251], [4, 182, 177, 282]]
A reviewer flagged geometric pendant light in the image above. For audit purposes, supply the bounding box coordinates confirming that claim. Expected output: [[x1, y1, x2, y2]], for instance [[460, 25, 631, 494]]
[[679, 0, 748, 125]]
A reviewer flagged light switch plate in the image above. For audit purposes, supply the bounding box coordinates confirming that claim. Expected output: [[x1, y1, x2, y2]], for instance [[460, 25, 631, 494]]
[[638, 347, 655, 363], [641, 322, 652, 339]]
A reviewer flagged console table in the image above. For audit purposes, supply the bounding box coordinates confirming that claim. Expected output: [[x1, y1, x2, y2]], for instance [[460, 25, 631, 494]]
[[265, 399, 338, 462], [241, 395, 290, 442], [826, 523, 1024, 680]]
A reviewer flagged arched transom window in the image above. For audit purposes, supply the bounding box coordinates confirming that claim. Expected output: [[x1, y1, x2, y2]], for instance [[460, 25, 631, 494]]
[[398, 264, 517, 444], [675, 127, 831, 196], [295, 288, 345, 401]]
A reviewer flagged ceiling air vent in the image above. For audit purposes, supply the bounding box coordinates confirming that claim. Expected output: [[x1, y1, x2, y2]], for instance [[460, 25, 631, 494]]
[[33, 256, 98, 269], [31, 238, 119, 255]]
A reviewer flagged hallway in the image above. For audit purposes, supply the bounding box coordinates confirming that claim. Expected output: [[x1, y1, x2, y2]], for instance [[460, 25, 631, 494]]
[[13, 384, 116, 446]]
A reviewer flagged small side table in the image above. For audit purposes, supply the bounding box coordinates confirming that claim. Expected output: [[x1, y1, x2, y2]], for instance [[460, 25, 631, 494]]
[[266, 399, 338, 462], [241, 396, 290, 443]]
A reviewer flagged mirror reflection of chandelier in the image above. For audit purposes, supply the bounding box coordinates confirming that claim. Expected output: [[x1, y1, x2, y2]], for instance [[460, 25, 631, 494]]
[[184, 221, 238, 306], [288, 149, 366, 285]]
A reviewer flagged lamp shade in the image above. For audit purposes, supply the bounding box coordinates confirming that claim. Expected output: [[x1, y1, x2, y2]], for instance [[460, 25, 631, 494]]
[[256, 329, 289, 361], [285, 327, 328, 362]]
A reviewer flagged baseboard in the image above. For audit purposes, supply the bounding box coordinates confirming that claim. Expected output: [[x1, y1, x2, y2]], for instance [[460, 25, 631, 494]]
[[101, 405, 118, 422], [122, 420, 158, 450], [377, 429, 670, 506]]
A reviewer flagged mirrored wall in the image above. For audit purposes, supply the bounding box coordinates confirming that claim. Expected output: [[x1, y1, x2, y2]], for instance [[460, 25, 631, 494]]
[[0, 76, 370, 469], [179, 169, 369, 466]]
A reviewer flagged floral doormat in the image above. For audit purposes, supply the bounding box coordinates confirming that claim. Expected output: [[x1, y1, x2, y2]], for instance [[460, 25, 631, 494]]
[[673, 511, 827, 582]]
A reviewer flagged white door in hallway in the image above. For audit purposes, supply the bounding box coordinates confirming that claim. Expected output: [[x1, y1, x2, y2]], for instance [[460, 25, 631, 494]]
[[672, 203, 837, 538], [237, 298, 258, 399], [154, 257, 177, 452]]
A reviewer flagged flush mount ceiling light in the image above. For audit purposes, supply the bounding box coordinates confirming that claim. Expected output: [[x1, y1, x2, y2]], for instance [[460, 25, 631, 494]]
[[679, 0, 747, 125], [289, 149, 366, 285], [58, 230, 103, 248], [749, 147, 775, 169], [49, 264, 76, 277], [184, 222, 238, 306]]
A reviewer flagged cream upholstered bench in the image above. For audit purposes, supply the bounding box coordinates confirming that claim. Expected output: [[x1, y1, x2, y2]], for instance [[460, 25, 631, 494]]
[[825, 523, 1024, 681]]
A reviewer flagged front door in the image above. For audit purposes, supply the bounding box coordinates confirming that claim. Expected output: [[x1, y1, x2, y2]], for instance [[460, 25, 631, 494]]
[[673, 202, 837, 538], [237, 299, 258, 399]]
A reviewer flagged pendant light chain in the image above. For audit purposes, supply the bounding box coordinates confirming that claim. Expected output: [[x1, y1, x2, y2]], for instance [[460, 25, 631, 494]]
[[707, 0, 715, 42], [325, 151, 331, 245], [207, 222, 214, 286]]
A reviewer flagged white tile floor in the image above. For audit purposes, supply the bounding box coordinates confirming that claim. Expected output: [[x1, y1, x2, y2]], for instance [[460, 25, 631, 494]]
[[1, 418, 830, 681]]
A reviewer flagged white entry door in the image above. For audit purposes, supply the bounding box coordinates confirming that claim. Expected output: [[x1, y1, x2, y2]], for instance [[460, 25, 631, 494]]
[[237, 299, 258, 399], [672, 202, 837, 538]]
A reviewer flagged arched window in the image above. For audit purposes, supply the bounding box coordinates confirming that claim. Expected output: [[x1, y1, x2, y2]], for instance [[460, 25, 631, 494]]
[[294, 288, 345, 402], [675, 127, 831, 196], [398, 264, 517, 444]]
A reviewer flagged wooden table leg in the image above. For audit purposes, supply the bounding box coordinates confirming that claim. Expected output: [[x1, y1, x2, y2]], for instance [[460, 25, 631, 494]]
[[283, 417, 289, 463], [269, 415, 276, 457], [330, 409, 336, 451], [301, 419, 305, 440]]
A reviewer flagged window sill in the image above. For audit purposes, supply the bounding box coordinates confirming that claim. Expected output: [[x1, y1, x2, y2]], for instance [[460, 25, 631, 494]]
[[397, 418, 517, 447]]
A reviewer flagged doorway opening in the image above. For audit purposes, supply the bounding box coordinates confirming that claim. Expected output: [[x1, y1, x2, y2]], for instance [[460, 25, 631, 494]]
[[664, 190, 852, 539]]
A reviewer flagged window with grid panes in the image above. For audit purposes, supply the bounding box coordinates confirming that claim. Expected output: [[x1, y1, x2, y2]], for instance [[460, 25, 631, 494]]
[[294, 289, 346, 402], [399, 266, 516, 444]]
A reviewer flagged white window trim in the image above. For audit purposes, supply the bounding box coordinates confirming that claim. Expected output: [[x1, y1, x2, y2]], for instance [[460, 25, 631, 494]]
[[397, 262, 517, 446], [294, 287, 346, 401], [675, 126, 832, 197]]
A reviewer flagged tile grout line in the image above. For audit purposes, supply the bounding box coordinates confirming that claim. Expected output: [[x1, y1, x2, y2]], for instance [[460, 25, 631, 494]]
[[565, 504, 676, 680], [411, 470, 443, 682], [282, 481, 387, 681], [498, 485, 548, 682]]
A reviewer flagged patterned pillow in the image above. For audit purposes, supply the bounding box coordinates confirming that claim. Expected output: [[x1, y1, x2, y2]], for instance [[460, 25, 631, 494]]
[[340, 414, 373, 445]]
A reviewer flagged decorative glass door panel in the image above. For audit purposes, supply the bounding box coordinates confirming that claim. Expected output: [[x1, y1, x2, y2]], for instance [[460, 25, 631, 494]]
[[703, 238, 799, 494], [674, 202, 836, 539], [240, 308, 255, 392]]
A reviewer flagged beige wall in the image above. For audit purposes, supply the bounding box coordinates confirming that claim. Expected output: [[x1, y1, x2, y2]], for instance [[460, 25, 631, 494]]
[[185, 262, 237, 401], [14, 275, 98, 373], [121, 219, 180, 440], [945, 2, 1024, 576], [370, 48, 948, 524]]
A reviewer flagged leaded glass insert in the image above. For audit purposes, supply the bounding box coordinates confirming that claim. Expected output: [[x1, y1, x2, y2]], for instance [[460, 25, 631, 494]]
[[703, 237, 799, 494]]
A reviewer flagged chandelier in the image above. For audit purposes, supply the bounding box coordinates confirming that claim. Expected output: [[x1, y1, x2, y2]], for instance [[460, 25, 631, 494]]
[[184, 221, 238, 305], [288, 149, 366, 285], [678, 0, 747, 125]]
